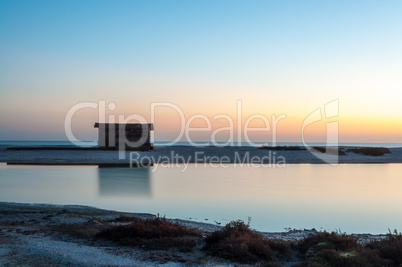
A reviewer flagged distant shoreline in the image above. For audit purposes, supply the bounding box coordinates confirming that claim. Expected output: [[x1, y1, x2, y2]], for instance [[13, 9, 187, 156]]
[[2, 145, 402, 165]]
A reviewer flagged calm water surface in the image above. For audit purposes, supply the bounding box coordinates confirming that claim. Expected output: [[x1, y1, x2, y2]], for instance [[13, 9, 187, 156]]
[[0, 163, 401, 234]]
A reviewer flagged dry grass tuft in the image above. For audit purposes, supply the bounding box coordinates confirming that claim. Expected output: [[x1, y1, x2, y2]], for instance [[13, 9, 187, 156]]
[[97, 215, 202, 251], [298, 231, 358, 253], [297, 231, 383, 267], [367, 230, 402, 265], [112, 214, 142, 222], [203, 220, 291, 263]]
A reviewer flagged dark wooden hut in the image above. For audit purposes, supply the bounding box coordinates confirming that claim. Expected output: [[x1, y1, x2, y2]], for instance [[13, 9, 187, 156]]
[[94, 123, 154, 151]]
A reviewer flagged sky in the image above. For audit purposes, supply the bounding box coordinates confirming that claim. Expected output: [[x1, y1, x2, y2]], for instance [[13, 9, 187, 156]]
[[1, 0, 402, 143]]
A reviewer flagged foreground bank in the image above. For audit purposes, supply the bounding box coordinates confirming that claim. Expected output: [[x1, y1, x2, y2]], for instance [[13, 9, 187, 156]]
[[1, 202, 401, 266]]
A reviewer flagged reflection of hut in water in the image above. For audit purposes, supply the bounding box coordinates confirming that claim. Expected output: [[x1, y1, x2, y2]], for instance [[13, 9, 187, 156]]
[[97, 167, 151, 197]]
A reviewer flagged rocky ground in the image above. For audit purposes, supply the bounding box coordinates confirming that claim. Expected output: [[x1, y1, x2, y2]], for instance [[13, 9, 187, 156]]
[[0, 202, 388, 266]]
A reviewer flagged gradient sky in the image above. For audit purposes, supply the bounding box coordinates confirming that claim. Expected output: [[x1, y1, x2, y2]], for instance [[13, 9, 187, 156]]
[[1, 0, 402, 143]]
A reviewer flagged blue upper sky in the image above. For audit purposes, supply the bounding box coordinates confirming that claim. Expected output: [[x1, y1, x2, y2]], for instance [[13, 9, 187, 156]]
[[2, 0, 400, 78], [1, 0, 402, 141]]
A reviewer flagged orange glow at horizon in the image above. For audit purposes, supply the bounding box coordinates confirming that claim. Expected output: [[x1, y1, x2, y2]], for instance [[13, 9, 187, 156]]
[[2, 97, 401, 143]]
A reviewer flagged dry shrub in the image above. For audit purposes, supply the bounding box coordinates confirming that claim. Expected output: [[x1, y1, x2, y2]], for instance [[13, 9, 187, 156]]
[[368, 230, 402, 264], [203, 220, 275, 263], [298, 232, 358, 254], [266, 239, 292, 258], [97, 215, 202, 251], [309, 248, 382, 267], [298, 232, 384, 267], [112, 214, 142, 222]]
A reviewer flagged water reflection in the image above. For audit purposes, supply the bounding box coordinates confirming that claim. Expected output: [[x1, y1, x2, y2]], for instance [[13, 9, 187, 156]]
[[97, 167, 152, 198], [1, 164, 402, 233]]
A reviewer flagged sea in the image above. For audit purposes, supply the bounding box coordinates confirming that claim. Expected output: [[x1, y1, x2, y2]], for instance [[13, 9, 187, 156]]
[[1, 140, 402, 233], [0, 140, 401, 148]]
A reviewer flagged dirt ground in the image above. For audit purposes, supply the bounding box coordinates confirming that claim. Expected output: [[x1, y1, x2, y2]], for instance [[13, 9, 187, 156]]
[[0, 202, 386, 266]]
